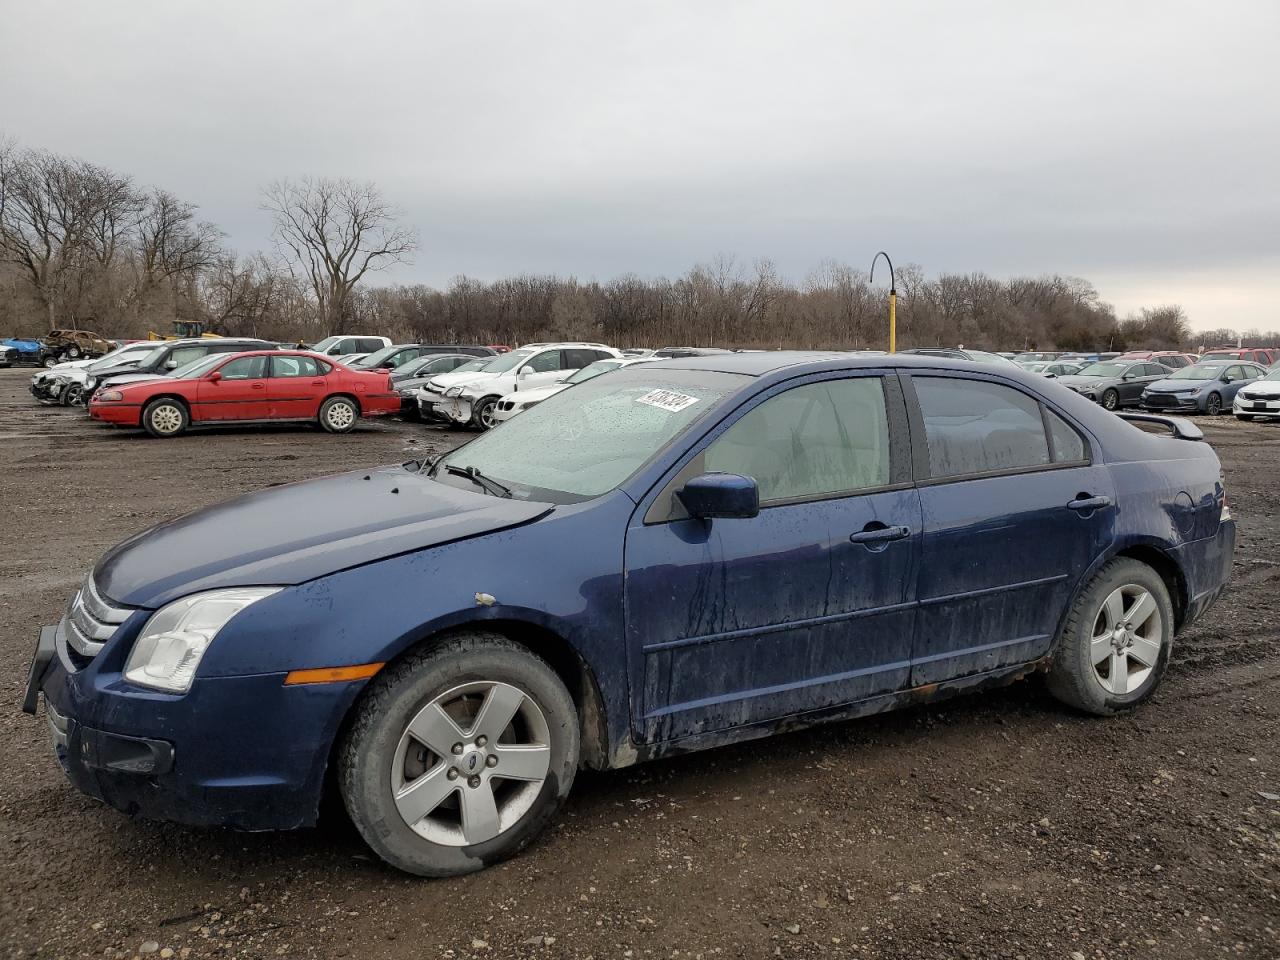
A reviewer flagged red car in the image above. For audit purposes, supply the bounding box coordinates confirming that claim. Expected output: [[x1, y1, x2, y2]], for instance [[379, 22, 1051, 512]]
[[1200, 347, 1277, 365], [89, 350, 401, 438]]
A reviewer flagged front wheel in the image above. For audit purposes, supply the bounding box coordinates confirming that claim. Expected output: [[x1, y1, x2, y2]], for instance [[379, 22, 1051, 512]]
[[339, 633, 579, 876], [1046, 558, 1174, 716], [1205, 392, 1223, 416], [319, 396, 359, 433], [1100, 389, 1119, 411], [60, 383, 84, 407], [42, 356, 58, 368], [141, 398, 189, 438], [471, 396, 499, 430]]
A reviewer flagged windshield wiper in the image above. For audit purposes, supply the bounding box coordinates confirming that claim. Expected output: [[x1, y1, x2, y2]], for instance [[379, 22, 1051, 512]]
[[444, 464, 512, 498]]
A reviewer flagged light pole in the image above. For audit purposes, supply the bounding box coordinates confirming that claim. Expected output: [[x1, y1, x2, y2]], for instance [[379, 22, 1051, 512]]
[[870, 251, 896, 353]]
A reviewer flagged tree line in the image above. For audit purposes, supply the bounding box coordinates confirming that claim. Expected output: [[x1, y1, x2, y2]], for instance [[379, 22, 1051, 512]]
[[2, 136, 1275, 353]]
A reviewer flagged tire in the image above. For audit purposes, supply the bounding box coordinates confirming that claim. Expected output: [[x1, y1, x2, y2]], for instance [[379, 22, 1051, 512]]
[[60, 383, 84, 407], [141, 398, 189, 438], [1205, 392, 1223, 416], [319, 395, 359, 433], [66, 345, 81, 358], [42, 356, 58, 368], [1101, 389, 1119, 411], [1046, 558, 1174, 716], [471, 396, 500, 430], [339, 632, 579, 877]]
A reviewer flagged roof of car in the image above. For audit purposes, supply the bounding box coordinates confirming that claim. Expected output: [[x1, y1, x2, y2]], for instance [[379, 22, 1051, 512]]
[[644, 350, 1043, 377]]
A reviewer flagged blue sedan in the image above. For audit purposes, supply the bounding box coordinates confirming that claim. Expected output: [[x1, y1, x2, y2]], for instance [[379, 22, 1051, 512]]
[[24, 354, 1236, 876], [1141, 360, 1268, 415]]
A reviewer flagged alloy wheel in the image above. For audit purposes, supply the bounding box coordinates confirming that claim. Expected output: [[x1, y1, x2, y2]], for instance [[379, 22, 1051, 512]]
[[1102, 390, 1118, 410], [478, 401, 499, 430], [1206, 393, 1222, 415], [1089, 585, 1162, 695], [391, 680, 551, 847]]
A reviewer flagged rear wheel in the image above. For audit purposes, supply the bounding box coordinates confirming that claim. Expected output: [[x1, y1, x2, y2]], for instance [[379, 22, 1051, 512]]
[[141, 398, 189, 438], [1047, 558, 1174, 716], [319, 395, 359, 433], [66, 345, 81, 358], [1101, 389, 1119, 411], [1205, 392, 1223, 416], [339, 633, 579, 876], [42, 356, 58, 368]]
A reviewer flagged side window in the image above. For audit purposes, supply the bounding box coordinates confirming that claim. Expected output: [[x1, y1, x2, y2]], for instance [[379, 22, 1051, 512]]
[[703, 378, 890, 503], [166, 346, 207, 368], [218, 356, 268, 380], [1045, 410, 1087, 463], [359, 339, 384, 353], [272, 356, 321, 378], [913, 377, 1051, 479], [526, 350, 565, 373], [1226, 365, 1246, 381], [446, 357, 469, 371], [563, 349, 599, 369]]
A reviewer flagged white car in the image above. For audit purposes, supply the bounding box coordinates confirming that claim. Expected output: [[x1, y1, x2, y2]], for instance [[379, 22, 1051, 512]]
[[310, 335, 391, 357], [415, 353, 521, 421], [435, 343, 622, 429], [492, 356, 655, 423], [1233, 367, 1280, 420], [29, 341, 157, 403]]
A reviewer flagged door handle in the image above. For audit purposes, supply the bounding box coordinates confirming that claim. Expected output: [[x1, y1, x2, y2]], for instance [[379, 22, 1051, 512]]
[[310, 379, 324, 385], [849, 524, 911, 545], [1067, 495, 1112, 512], [251, 382, 265, 389]]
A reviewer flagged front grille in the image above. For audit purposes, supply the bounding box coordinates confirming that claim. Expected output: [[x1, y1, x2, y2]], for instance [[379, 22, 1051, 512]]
[[64, 574, 132, 662], [1143, 394, 1182, 408], [498, 401, 514, 411]]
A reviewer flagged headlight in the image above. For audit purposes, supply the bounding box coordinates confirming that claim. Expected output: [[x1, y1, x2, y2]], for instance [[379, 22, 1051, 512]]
[[444, 386, 463, 398], [97, 390, 124, 402], [426, 379, 443, 391], [123, 587, 279, 693]]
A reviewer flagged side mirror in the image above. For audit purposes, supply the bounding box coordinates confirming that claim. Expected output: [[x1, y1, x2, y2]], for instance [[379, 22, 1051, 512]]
[[517, 366, 532, 379], [207, 370, 221, 383], [677, 473, 760, 520], [1221, 374, 1233, 383]]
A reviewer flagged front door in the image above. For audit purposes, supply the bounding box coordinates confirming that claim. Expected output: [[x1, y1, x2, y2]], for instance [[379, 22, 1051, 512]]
[[903, 373, 1115, 684], [624, 373, 920, 743], [193, 355, 269, 421]]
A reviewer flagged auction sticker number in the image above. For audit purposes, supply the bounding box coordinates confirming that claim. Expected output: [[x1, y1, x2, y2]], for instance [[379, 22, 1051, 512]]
[[635, 389, 700, 413]]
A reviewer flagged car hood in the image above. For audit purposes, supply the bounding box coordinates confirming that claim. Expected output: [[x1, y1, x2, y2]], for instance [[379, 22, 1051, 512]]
[[1241, 380, 1280, 396], [98, 371, 172, 389], [1055, 375, 1111, 389], [1144, 378, 1204, 393], [95, 466, 554, 608], [505, 383, 569, 403]]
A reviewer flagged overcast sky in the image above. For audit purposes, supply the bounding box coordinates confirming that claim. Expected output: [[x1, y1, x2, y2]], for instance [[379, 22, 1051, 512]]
[[4, 0, 1278, 332]]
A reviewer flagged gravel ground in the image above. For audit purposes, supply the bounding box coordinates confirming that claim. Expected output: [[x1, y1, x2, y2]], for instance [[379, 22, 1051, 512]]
[[0, 366, 1276, 960]]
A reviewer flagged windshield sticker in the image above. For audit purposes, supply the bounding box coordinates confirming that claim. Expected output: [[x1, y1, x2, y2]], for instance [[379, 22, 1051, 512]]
[[635, 389, 700, 413]]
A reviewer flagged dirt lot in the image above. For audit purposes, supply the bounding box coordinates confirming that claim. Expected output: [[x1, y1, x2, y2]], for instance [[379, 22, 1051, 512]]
[[0, 366, 1276, 960]]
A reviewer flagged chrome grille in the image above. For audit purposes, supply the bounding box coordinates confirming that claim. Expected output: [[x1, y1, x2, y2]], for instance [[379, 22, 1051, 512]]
[[65, 574, 131, 659]]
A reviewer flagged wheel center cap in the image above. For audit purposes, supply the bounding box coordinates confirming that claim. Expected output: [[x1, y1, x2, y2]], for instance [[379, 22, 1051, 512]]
[[459, 746, 485, 776]]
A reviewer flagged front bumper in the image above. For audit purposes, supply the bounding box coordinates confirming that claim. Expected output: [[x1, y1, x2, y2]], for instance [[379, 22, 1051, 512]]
[[1141, 393, 1201, 413], [26, 616, 364, 831], [443, 396, 475, 425], [1234, 394, 1280, 417], [88, 402, 140, 425]]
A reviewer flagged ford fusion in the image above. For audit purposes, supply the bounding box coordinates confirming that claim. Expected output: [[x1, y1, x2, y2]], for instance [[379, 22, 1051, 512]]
[[24, 354, 1235, 876]]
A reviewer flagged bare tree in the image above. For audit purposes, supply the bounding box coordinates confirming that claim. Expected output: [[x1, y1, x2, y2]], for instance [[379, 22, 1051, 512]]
[[263, 177, 417, 334], [0, 146, 137, 327]]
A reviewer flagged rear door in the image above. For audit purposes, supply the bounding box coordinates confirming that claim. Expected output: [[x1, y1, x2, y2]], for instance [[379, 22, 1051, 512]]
[[267, 355, 327, 418], [193, 355, 269, 421], [903, 373, 1115, 685]]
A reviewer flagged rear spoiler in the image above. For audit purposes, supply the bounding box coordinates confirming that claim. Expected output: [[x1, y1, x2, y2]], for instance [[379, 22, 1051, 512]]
[[1116, 412, 1204, 441]]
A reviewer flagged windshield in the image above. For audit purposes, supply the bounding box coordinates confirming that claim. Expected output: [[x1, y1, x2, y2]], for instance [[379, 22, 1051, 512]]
[[1265, 369, 1280, 381], [436, 369, 748, 502], [564, 359, 623, 384], [88, 344, 149, 370], [1077, 363, 1126, 377], [356, 345, 415, 368], [133, 346, 170, 368], [172, 354, 227, 379], [1170, 364, 1226, 380], [476, 349, 534, 373], [966, 350, 1017, 365]]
